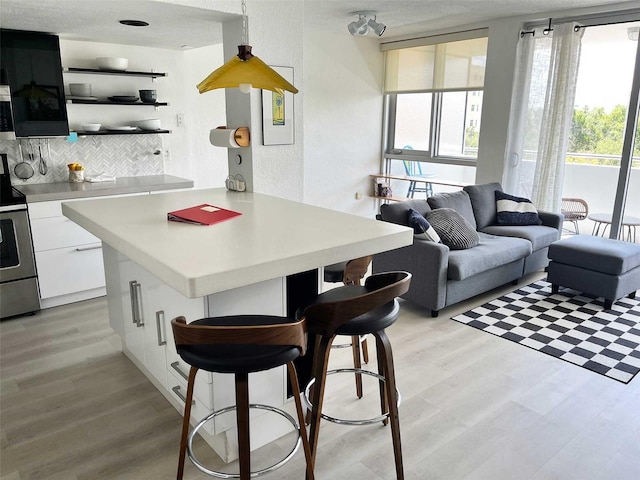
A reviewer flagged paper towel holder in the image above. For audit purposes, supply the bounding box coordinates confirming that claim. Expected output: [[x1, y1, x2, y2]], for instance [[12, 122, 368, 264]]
[[210, 126, 250, 148]]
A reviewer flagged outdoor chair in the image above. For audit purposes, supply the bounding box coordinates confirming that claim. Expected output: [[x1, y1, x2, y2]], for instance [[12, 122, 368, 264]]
[[560, 198, 589, 234]]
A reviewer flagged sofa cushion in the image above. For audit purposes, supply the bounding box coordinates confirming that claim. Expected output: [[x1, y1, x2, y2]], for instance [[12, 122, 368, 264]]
[[495, 191, 542, 226], [482, 224, 559, 251], [408, 209, 441, 243], [427, 190, 477, 229], [463, 182, 503, 230], [447, 232, 532, 281], [380, 199, 431, 227], [426, 208, 479, 250]]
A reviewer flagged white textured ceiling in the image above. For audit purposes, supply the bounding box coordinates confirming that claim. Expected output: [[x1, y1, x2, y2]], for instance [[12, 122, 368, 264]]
[[0, 0, 636, 50]]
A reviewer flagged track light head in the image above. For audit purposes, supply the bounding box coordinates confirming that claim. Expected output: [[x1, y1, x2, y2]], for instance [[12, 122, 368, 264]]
[[348, 11, 385, 37], [367, 18, 386, 36], [348, 16, 368, 36]]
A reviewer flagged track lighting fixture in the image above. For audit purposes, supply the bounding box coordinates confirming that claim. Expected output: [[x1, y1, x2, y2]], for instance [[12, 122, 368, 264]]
[[347, 11, 386, 37]]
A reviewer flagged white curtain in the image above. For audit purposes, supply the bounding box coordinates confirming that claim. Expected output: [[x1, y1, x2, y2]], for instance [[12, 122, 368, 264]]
[[504, 22, 584, 212], [502, 33, 535, 194]]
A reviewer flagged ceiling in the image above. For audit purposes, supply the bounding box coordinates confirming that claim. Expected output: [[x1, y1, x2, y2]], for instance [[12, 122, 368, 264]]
[[0, 0, 636, 50]]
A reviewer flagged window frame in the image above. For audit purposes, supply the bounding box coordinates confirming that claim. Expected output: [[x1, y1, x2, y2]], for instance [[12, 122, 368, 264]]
[[381, 29, 488, 168], [384, 87, 484, 167]]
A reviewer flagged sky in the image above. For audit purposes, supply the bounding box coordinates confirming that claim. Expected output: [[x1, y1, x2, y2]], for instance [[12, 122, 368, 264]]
[[573, 22, 639, 113]]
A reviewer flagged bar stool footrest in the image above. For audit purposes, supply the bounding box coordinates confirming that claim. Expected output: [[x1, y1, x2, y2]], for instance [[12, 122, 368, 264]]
[[303, 368, 401, 426], [187, 404, 302, 478]]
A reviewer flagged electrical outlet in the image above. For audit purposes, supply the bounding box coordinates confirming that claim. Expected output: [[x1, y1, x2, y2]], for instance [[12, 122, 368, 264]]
[[163, 149, 171, 162], [355, 192, 362, 200], [177, 113, 185, 127]]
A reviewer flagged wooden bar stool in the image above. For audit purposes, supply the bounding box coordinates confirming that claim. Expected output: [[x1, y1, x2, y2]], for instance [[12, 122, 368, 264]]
[[171, 315, 314, 480], [302, 271, 411, 479], [323, 256, 372, 398]]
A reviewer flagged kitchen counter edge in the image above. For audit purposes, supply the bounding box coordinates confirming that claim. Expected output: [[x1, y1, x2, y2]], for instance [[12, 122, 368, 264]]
[[15, 175, 194, 202]]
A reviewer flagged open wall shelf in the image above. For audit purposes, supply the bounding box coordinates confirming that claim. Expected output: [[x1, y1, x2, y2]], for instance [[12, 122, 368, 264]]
[[67, 99, 169, 107], [75, 129, 171, 136], [65, 67, 167, 78]]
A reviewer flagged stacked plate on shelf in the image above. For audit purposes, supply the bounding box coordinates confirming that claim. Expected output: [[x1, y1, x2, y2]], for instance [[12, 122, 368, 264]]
[[68, 83, 98, 101], [105, 126, 138, 131], [108, 96, 139, 103]]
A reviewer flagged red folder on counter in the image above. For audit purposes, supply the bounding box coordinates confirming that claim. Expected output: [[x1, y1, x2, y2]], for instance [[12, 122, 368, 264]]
[[167, 204, 242, 225]]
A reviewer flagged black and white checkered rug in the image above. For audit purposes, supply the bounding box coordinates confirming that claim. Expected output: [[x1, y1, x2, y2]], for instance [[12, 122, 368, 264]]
[[452, 280, 640, 384]]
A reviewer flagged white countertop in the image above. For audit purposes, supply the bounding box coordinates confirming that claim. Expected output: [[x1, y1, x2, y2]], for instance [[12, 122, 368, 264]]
[[17, 175, 193, 202], [62, 189, 413, 298]]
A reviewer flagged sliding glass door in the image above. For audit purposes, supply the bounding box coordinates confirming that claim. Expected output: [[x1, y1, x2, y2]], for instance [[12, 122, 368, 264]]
[[508, 18, 640, 242], [563, 21, 640, 241]]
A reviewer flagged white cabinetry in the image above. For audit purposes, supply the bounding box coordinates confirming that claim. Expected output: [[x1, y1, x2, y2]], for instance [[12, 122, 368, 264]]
[[121, 255, 206, 389], [30, 199, 106, 308], [102, 244, 290, 461], [29, 193, 147, 308]]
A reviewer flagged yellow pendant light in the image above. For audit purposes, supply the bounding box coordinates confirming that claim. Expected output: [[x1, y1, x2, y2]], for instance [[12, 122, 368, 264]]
[[197, 0, 298, 95]]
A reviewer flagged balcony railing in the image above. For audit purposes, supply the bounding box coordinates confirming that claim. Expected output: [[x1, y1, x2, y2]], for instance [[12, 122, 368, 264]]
[[518, 151, 640, 242]]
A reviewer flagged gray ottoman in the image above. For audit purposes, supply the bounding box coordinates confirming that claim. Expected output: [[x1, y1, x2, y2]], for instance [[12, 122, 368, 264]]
[[547, 236, 640, 309]]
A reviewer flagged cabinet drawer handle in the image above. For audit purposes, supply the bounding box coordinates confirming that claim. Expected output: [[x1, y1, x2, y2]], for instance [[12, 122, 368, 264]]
[[170, 361, 189, 381], [134, 282, 144, 327], [171, 385, 195, 405], [156, 310, 166, 346], [129, 280, 138, 325], [75, 245, 101, 252]]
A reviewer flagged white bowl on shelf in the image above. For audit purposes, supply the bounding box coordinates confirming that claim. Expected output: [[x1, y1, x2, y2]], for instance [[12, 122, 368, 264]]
[[136, 118, 161, 131], [69, 83, 91, 96], [82, 123, 101, 132], [95, 57, 128, 71]]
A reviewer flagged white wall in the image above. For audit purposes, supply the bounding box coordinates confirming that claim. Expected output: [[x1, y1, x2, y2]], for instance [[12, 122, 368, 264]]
[[476, 19, 522, 185], [246, 0, 305, 201], [182, 44, 229, 189], [303, 30, 384, 217]]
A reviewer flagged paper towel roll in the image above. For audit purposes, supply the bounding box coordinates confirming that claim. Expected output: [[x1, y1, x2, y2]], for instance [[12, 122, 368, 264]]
[[210, 128, 240, 148]]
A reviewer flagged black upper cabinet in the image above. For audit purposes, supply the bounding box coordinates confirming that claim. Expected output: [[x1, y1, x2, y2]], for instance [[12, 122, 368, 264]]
[[0, 29, 69, 138]]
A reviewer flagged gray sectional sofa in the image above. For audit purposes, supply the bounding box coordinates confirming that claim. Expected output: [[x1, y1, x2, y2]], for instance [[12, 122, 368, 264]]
[[373, 183, 563, 316]]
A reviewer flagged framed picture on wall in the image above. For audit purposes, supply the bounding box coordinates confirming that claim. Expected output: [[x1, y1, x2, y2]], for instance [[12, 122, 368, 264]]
[[261, 66, 294, 145]]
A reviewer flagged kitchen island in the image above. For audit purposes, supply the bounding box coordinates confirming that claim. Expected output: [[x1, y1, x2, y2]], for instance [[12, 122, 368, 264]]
[[62, 188, 412, 461]]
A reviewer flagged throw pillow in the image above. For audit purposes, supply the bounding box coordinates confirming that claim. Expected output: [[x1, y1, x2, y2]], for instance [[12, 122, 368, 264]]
[[427, 191, 477, 229], [495, 191, 542, 226], [407, 208, 441, 243], [426, 208, 479, 250]]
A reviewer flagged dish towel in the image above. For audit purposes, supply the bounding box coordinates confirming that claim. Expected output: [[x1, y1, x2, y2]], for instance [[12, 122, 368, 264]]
[[85, 173, 116, 183]]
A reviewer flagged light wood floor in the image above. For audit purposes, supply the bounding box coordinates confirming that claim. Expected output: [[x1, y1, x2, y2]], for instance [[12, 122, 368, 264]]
[[2, 274, 640, 480]]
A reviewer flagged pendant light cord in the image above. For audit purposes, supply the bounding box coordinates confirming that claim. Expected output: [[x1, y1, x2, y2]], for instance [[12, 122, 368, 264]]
[[241, 0, 249, 45]]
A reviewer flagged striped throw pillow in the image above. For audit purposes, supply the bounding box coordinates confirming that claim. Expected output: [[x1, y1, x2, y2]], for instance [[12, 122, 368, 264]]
[[495, 191, 542, 226], [408, 208, 441, 243], [426, 208, 479, 250]]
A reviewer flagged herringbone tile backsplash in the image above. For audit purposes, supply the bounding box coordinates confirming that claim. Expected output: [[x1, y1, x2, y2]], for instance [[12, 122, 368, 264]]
[[0, 135, 164, 185]]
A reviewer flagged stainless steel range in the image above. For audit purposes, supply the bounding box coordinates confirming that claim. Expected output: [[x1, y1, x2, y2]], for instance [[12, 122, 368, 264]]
[[0, 153, 40, 319]]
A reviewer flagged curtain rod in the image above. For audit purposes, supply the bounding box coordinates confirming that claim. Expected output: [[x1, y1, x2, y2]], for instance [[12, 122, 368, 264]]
[[520, 11, 640, 38]]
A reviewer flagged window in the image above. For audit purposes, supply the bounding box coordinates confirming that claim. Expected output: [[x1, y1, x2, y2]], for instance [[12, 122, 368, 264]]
[[382, 32, 488, 165]]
